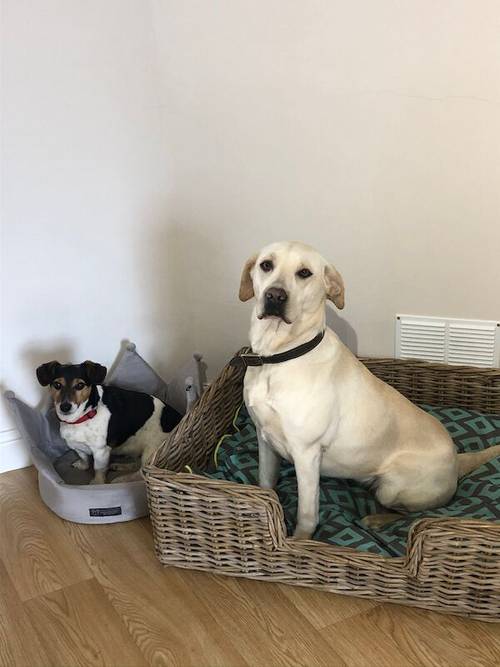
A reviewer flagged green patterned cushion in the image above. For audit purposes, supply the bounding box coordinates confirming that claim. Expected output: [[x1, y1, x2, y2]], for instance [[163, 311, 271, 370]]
[[201, 404, 500, 557]]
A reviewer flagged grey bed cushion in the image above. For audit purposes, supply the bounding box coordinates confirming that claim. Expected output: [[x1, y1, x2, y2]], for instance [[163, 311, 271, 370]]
[[106, 342, 205, 414], [4, 342, 204, 523]]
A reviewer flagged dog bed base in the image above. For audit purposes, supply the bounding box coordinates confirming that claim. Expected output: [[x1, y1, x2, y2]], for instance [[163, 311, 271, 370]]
[[5, 342, 206, 524], [144, 354, 500, 622]]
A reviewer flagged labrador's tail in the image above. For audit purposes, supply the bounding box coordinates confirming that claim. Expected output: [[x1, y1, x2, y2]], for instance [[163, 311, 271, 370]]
[[457, 444, 500, 478]]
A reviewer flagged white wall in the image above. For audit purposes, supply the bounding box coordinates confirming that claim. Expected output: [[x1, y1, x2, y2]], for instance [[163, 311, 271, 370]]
[[2, 1, 500, 470], [151, 0, 500, 372], [0, 1, 193, 470]]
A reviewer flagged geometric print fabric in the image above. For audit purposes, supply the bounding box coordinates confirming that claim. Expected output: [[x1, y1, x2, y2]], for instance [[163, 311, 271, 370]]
[[202, 404, 500, 557]]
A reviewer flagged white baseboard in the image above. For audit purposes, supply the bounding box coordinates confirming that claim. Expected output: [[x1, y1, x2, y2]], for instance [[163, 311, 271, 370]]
[[0, 427, 31, 473]]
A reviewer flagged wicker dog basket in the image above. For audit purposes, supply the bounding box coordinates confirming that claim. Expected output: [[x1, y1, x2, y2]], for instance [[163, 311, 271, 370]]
[[144, 354, 500, 622]]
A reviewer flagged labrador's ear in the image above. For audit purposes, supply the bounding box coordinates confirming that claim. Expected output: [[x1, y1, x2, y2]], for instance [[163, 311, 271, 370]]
[[239, 254, 258, 302], [80, 361, 107, 385], [36, 361, 62, 386], [324, 264, 345, 309]]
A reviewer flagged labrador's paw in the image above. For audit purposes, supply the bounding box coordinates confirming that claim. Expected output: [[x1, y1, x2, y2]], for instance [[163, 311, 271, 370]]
[[291, 527, 314, 541], [361, 513, 402, 529]]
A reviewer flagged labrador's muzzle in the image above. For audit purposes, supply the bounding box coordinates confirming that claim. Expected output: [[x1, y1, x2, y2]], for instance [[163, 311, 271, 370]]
[[259, 286, 290, 322]]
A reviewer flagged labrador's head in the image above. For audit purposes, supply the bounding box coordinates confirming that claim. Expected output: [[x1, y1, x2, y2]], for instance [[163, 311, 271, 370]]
[[239, 241, 344, 325]]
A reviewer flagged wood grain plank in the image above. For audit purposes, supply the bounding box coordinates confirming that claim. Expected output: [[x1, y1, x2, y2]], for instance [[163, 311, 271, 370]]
[[2, 467, 499, 667], [278, 583, 379, 628], [321, 602, 500, 667], [0, 468, 92, 600], [361, 604, 500, 667], [64, 520, 247, 667], [320, 606, 420, 667], [0, 561, 51, 667], [23, 578, 147, 667], [182, 570, 347, 667]]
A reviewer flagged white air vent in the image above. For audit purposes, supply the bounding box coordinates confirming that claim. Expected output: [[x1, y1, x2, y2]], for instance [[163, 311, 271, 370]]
[[395, 315, 500, 367]]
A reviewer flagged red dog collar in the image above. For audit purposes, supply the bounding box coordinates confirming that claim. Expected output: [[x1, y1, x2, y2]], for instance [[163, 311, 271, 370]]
[[60, 408, 97, 425]]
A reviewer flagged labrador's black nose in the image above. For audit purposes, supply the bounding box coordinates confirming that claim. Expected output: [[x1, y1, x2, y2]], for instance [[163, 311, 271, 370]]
[[265, 287, 288, 303], [60, 402, 72, 413]]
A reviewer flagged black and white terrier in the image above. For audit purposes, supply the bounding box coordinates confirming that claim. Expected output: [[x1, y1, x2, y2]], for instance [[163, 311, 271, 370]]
[[36, 360, 182, 484]]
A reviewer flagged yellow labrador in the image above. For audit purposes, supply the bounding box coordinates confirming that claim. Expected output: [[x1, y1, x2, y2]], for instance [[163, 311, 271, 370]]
[[238, 241, 500, 539]]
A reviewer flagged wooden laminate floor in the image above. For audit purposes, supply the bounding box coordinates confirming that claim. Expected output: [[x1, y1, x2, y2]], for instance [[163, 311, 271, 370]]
[[1, 467, 499, 667]]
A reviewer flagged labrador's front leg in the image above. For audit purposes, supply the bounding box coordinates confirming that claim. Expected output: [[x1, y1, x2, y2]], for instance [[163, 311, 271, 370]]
[[257, 428, 280, 490], [293, 446, 321, 540]]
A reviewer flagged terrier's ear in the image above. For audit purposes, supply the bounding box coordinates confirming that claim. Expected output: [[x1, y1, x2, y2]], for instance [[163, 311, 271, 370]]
[[80, 361, 107, 385], [36, 361, 62, 386], [239, 254, 258, 302], [324, 264, 345, 309]]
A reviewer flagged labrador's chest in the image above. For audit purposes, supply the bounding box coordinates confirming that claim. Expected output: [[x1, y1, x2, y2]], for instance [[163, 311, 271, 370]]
[[243, 366, 298, 460], [243, 357, 345, 465]]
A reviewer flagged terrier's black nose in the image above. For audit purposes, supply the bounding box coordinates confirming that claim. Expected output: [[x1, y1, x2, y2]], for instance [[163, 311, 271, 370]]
[[265, 287, 288, 303], [60, 402, 72, 413]]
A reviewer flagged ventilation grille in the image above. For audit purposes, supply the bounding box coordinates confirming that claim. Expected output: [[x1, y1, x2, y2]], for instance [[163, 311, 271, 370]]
[[395, 315, 500, 367]]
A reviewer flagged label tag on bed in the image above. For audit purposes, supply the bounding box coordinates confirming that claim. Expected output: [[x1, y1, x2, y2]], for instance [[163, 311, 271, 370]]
[[89, 506, 122, 517]]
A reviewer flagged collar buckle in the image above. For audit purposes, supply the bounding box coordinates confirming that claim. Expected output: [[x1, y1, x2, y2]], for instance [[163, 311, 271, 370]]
[[241, 352, 263, 367], [230, 352, 263, 368]]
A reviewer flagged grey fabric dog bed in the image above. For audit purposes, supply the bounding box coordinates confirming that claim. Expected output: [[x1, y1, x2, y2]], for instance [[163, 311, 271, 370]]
[[5, 343, 205, 524]]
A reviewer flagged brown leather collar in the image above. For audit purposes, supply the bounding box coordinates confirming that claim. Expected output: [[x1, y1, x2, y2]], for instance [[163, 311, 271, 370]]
[[230, 330, 325, 368]]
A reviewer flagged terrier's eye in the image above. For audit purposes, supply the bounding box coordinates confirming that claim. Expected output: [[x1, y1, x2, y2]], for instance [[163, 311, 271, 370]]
[[260, 260, 274, 272], [52, 381, 62, 390], [297, 268, 313, 279], [74, 382, 85, 391]]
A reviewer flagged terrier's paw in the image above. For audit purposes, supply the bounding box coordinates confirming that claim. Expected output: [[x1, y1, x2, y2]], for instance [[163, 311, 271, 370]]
[[109, 461, 139, 472], [110, 471, 143, 484], [72, 459, 89, 471], [89, 474, 106, 485]]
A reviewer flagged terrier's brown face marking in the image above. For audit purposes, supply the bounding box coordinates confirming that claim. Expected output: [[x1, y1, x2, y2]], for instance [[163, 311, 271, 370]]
[[36, 360, 107, 418], [49, 377, 91, 407]]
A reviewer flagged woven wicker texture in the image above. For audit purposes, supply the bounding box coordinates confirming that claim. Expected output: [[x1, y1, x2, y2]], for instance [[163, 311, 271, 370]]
[[144, 354, 500, 622]]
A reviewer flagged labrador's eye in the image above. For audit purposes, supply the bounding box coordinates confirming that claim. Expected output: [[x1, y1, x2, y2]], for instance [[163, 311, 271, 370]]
[[74, 382, 85, 391], [52, 381, 62, 391], [297, 268, 313, 279], [260, 260, 274, 272]]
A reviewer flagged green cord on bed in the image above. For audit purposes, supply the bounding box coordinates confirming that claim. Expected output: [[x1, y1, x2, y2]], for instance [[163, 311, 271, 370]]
[[213, 402, 245, 467], [183, 402, 244, 473]]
